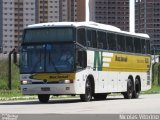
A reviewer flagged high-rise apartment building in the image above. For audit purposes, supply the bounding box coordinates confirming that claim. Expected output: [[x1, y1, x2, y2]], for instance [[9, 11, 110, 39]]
[[76, 0, 85, 21], [0, 0, 68, 52], [48, 0, 59, 22], [37, 0, 78, 22], [69, 0, 78, 21], [38, 0, 48, 23], [0, 2, 3, 53], [94, 0, 130, 31], [0, 0, 80, 53], [1, 1, 15, 53], [0, 0, 36, 53], [135, 0, 160, 54]]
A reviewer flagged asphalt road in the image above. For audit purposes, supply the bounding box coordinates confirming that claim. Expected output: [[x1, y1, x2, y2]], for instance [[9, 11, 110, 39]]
[[0, 94, 160, 114]]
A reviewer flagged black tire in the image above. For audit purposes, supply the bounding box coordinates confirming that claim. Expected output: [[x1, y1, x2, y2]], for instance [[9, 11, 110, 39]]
[[132, 79, 140, 99], [80, 79, 93, 102], [123, 79, 133, 99], [94, 93, 107, 100], [38, 94, 50, 103]]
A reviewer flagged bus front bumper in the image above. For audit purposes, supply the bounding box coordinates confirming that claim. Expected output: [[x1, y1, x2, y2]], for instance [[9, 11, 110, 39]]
[[21, 84, 76, 95]]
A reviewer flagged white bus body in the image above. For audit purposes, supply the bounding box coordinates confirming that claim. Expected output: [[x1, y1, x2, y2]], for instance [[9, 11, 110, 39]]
[[20, 22, 151, 102]]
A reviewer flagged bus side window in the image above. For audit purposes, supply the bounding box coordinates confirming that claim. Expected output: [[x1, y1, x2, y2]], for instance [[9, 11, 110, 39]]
[[77, 28, 86, 46], [134, 38, 141, 53], [97, 31, 107, 49], [87, 30, 97, 48], [141, 39, 146, 54], [87, 30, 92, 47], [108, 33, 117, 51], [117, 34, 126, 52], [146, 40, 150, 54], [92, 30, 97, 48], [126, 36, 134, 52]]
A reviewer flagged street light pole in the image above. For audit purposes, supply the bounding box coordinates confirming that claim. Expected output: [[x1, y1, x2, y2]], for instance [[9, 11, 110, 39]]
[[129, 0, 135, 33], [85, 0, 89, 22], [8, 48, 16, 90]]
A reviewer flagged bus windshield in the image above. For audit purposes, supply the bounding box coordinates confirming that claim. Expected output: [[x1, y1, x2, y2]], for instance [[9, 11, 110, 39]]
[[20, 43, 75, 73], [23, 27, 75, 43]]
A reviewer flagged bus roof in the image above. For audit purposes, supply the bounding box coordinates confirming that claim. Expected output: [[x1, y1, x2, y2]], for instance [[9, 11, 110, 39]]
[[27, 21, 150, 39]]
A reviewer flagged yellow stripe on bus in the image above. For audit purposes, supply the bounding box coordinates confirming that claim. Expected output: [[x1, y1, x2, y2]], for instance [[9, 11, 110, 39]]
[[102, 53, 151, 72], [30, 73, 75, 81]]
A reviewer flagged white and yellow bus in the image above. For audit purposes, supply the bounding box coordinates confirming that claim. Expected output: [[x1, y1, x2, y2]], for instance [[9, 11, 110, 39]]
[[20, 22, 151, 103]]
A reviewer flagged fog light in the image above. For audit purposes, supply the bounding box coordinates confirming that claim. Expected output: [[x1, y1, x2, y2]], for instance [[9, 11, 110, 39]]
[[59, 80, 73, 84]]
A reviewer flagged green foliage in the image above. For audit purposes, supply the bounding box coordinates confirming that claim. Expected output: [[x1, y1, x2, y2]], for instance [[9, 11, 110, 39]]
[[152, 63, 160, 86], [142, 85, 160, 94], [0, 59, 20, 90], [147, 63, 160, 94], [0, 90, 22, 98]]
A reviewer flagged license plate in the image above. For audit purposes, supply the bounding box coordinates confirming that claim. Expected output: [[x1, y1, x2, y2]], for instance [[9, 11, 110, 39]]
[[41, 87, 50, 91]]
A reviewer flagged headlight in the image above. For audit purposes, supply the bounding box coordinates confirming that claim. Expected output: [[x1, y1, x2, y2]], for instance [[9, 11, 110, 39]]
[[21, 80, 32, 85]]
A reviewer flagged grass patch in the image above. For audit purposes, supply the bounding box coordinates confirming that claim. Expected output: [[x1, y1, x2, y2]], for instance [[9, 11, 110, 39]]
[[142, 85, 160, 94], [0, 59, 20, 90], [0, 90, 22, 98], [0, 90, 37, 101]]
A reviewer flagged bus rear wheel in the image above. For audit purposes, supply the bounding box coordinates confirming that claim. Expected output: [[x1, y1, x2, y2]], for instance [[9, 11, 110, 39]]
[[38, 94, 50, 103], [80, 79, 93, 102], [123, 79, 133, 99], [132, 79, 140, 99]]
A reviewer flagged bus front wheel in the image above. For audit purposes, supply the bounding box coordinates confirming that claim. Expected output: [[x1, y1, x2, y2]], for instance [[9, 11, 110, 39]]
[[80, 79, 93, 102], [123, 79, 133, 99], [38, 94, 50, 103]]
